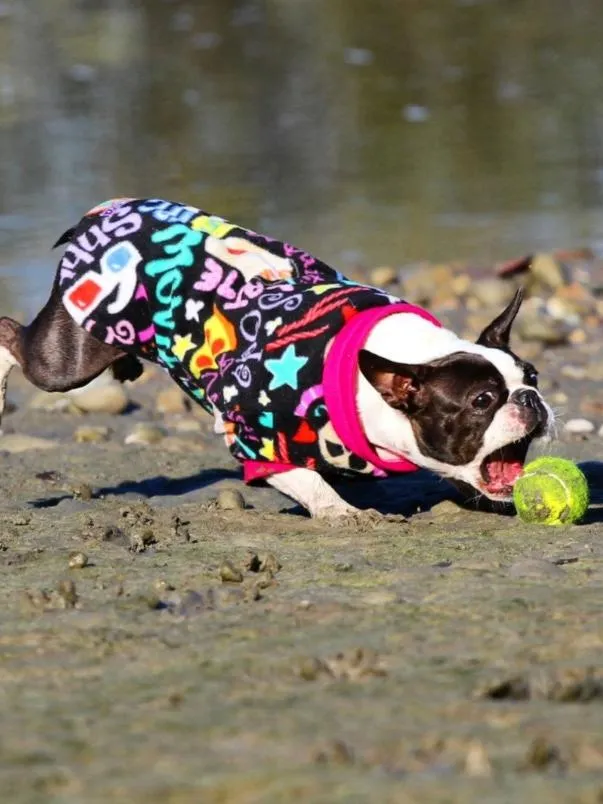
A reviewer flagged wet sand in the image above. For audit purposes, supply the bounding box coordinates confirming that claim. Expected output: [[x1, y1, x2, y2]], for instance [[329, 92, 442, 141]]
[[0, 355, 602, 803]]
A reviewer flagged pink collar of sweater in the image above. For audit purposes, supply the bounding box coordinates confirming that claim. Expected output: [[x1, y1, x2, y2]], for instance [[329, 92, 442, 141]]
[[322, 302, 442, 475]]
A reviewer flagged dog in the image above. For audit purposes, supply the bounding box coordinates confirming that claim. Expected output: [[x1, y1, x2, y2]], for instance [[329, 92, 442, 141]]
[[0, 197, 553, 518]]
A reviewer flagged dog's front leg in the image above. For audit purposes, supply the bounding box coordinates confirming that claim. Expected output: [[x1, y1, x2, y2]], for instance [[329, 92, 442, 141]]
[[267, 468, 359, 519]]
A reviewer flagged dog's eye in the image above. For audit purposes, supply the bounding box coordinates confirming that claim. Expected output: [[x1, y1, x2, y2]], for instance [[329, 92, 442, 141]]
[[525, 368, 538, 387], [472, 390, 496, 410]]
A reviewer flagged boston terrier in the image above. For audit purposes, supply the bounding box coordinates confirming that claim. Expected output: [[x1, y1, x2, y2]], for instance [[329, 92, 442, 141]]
[[0, 197, 553, 518]]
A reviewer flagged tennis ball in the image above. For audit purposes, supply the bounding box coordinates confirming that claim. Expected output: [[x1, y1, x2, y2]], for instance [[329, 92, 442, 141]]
[[513, 457, 589, 526]]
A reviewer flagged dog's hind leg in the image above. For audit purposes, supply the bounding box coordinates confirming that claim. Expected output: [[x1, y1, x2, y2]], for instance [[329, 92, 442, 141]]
[[0, 287, 137, 426]]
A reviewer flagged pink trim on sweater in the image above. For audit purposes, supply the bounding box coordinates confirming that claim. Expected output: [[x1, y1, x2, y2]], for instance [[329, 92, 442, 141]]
[[322, 302, 441, 474], [243, 301, 441, 484], [244, 460, 292, 484]]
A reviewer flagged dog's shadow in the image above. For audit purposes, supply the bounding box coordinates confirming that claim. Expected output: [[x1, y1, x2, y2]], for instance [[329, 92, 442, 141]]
[[29, 461, 603, 524]]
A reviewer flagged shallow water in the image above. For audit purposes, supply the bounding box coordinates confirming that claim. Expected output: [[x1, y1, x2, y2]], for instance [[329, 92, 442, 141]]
[[2, 0, 603, 314]]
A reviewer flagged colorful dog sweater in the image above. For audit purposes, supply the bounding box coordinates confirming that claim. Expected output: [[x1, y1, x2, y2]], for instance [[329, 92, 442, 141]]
[[56, 198, 440, 481]]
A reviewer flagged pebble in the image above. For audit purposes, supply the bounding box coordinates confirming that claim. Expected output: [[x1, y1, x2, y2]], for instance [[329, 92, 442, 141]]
[[74, 425, 111, 444], [69, 483, 93, 500], [216, 488, 246, 511], [68, 380, 129, 415], [129, 529, 156, 552], [68, 551, 89, 569], [369, 266, 397, 287], [567, 328, 587, 345], [155, 387, 191, 415], [560, 364, 587, 380], [516, 303, 572, 345], [219, 560, 244, 584], [450, 273, 471, 297], [29, 391, 80, 413], [550, 391, 568, 405], [124, 423, 165, 445], [464, 741, 492, 778], [564, 418, 595, 435], [529, 252, 567, 291], [467, 278, 516, 310], [0, 434, 59, 453], [425, 500, 463, 518]]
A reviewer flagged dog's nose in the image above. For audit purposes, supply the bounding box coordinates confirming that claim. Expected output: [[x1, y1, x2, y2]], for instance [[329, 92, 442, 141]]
[[510, 387, 541, 410]]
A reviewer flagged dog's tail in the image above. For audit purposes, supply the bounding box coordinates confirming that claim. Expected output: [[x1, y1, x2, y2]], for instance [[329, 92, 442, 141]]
[[52, 227, 76, 249]]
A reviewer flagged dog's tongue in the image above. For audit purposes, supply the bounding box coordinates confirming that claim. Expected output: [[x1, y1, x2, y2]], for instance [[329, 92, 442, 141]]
[[483, 458, 524, 494]]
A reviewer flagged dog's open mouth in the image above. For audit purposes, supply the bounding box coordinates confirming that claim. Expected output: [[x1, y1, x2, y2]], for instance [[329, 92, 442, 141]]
[[480, 436, 532, 497]]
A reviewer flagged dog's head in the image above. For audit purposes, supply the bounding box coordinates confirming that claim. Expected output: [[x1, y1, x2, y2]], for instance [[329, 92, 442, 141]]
[[358, 289, 553, 501]]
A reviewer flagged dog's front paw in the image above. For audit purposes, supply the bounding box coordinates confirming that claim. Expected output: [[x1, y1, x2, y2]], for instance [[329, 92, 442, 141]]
[[312, 502, 359, 520]]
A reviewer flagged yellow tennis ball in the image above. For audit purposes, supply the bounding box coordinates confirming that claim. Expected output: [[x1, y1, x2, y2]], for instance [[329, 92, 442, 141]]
[[513, 457, 589, 525]]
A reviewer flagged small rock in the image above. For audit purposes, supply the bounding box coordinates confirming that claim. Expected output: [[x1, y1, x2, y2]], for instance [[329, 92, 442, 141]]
[[568, 328, 587, 345], [564, 418, 595, 435], [219, 560, 244, 584], [129, 529, 156, 553], [155, 387, 191, 415], [401, 263, 455, 306], [464, 741, 492, 778], [521, 736, 565, 773], [154, 579, 175, 593], [467, 278, 516, 310], [216, 488, 246, 511], [69, 483, 93, 501], [0, 434, 59, 453], [68, 551, 89, 569], [369, 266, 398, 288], [74, 425, 111, 444], [68, 379, 129, 415], [517, 300, 572, 345], [29, 391, 79, 413], [560, 364, 586, 380], [259, 553, 282, 574], [550, 391, 568, 405], [125, 423, 165, 445], [426, 500, 463, 518], [450, 273, 471, 297], [299, 657, 333, 681], [529, 252, 568, 292]]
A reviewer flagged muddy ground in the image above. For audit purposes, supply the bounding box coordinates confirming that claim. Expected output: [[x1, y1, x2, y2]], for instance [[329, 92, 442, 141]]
[[1, 358, 603, 804]]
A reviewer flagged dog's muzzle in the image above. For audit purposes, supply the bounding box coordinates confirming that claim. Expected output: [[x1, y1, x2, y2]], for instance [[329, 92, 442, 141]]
[[509, 387, 550, 437]]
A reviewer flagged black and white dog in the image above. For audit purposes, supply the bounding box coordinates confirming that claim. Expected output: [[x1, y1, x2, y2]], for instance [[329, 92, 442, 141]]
[[0, 197, 553, 518]]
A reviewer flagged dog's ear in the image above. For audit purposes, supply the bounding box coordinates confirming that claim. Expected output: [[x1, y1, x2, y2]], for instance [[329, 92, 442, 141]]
[[358, 350, 427, 409], [476, 287, 524, 350]]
